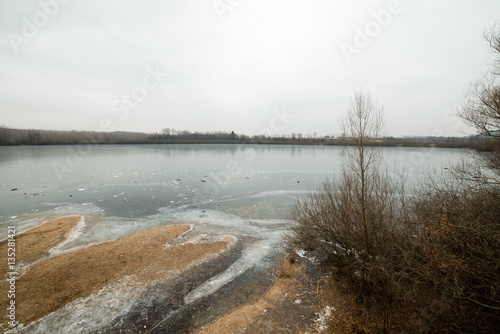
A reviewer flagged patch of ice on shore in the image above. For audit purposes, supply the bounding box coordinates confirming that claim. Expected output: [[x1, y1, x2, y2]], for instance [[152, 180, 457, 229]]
[[164, 232, 234, 249], [184, 239, 275, 305], [49, 216, 86, 255], [22, 277, 141, 334]]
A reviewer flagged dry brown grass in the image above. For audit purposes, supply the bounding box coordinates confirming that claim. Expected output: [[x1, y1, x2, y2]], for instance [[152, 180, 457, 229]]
[[278, 254, 300, 279]]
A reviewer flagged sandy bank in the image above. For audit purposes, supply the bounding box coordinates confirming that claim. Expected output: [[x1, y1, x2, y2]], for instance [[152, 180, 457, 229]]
[[0, 216, 81, 265], [1, 217, 231, 329]]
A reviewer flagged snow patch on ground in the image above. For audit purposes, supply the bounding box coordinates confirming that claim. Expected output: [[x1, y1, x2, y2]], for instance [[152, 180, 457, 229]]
[[295, 249, 318, 264], [296, 249, 307, 258], [311, 306, 335, 333]]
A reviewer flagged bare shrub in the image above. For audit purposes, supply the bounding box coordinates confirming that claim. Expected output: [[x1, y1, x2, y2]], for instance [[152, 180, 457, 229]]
[[290, 90, 409, 306], [402, 25, 500, 331], [403, 170, 500, 331]]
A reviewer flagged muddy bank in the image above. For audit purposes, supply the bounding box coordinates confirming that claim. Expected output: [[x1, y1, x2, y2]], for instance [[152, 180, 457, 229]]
[[103, 238, 248, 333], [196, 259, 302, 334]]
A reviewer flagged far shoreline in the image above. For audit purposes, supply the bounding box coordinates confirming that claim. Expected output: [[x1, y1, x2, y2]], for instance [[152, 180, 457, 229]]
[[0, 126, 481, 149], [0, 139, 476, 149]]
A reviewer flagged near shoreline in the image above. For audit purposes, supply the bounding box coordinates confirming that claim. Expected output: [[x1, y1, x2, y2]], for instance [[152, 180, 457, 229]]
[[0, 217, 232, 331]]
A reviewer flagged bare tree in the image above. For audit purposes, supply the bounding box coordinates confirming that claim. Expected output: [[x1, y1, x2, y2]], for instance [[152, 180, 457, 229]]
[[460, 78, 500, 137], [289, 30, 500, 332], [290, 90, 407, 308], [460, 25, 500, 138], [341, 90, 385, 254], [458, 26, 500, 187], [405, 26, 500, 330], [485, 24, 500, 75]]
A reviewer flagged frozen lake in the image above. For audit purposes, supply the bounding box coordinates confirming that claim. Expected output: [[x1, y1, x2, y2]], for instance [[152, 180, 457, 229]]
[[0, 144, 467, 331], [0, 143, 467, 258], [0, 144, 466, 224]]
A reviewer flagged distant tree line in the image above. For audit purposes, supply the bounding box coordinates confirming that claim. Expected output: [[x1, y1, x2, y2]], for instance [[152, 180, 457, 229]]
[[0, 127, 149, 146], [0, 125, 484, 149]]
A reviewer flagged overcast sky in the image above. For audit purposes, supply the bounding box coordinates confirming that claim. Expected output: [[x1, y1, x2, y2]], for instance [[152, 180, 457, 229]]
[[1, 0, 499, 137]]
